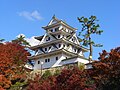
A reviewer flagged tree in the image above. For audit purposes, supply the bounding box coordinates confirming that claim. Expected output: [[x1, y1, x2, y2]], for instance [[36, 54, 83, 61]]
[[12, 34, 30, 47], [78, 16, 103, 62], [92, 47, 120, 90], [0, 42, 30, 89], [55, 67, 95, 90], [0, 39, 5, 44], [27, 67, 96, 90], [42, 70, 52, 79]]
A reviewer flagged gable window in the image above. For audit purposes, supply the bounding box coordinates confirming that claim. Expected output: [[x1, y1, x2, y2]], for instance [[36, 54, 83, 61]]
[[49, 46, 51, 50], [59, 44, 61, 48], [63, 44, 65, 48], [67, 44, 69, 47], [55, 27, 59, 31], [50, 29, 53, 32], [46, 37, 50, 41], [56, 57, 58, 60], [72, 37, 75, 42], [38, 61, 40, 64], [45, 48, 47, 51], [48, 37, 50, 41], [74, 49, 76, 52], [58, 35, 60, 38], [72, 38, 74, 41]]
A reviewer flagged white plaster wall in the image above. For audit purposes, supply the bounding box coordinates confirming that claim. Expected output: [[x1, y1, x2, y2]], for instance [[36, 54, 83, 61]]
[[76, 58, 89, 64], [36, 49, 43, 55], [78, 51, 84, 56], [48, 25, 60, 32], [39, 33, 47, 44], [33, 52, 73, 70], [66, 45, 72, 52], [85, 64, 92, 69], [50, 46, 58, 52], [59, 25, 63, 30], [60, 57, 89, 66], [60, 58, 77, 65], [33, 54, 63, 70]]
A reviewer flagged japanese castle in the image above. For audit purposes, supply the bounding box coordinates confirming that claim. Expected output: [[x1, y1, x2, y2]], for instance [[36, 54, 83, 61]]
[[29, 16, 89, 70]]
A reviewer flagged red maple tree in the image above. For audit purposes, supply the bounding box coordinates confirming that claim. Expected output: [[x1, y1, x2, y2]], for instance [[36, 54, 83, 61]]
[[0, 42, 30, 89], [27, 67, 95, 90], [92, 47, 120, 90]]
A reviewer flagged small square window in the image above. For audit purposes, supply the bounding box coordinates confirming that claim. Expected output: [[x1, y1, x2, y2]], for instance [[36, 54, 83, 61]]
[[59, 44, 61, 48], [49, 46, 51, 49], [48, 37, 50, 41], [45, 59, 47, 63], [48, 59, 50, 62], [38, 61, 40, 64], [67, 44, 69, 47], [58, 35, 60, 38], [72, 38, 74, 41], [45, 48, 47, 51], [56, 57, 58, 60], [55, 27, 59, 31], [50, 29, 53, 32], [74, 49, 76, 52]]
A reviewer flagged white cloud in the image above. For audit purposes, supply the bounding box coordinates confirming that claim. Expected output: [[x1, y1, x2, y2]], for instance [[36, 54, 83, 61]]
[[25, 36, 40, 46], [18, 10, 43, 21], [16, 34, 40, 46], [17, 34, 25, 38]]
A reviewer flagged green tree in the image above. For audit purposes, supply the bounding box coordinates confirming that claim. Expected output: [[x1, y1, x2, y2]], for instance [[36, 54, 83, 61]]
[[42, 70, 52, 79], [12, 34, 30, 47], [0, 39, 5, 44], [78, 15, 103, 62]]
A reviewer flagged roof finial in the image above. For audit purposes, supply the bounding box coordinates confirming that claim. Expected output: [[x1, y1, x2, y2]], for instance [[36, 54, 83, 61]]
[[52, 14, 56, 19]]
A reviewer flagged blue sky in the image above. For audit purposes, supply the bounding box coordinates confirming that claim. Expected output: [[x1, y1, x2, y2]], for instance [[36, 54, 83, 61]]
[[0, 0, 120, 60]]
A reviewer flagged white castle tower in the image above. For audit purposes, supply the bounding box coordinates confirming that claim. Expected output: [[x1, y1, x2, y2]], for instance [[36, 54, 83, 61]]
[[29, 16, 89, 70]]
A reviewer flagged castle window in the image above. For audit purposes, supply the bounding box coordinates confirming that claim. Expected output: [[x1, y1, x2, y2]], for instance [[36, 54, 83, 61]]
[[67, 44, 69, 47], [63, 44, 65, 47], [38, 61, 40, 64], [55, 27, 59, 31], [45, 59, 47, 63], [48, 58, 50, 62], [45, 48, 47, 51], [58, 35, 60, 38], [74, 49, 76, 52], [59, 44, 61, 48], [49, 46, 51, 50], [50, 29, 53, 32], [45, 58, 50, 63], [72, 38, 74, 41], [56, 57, 58, 60], [48, 37, 50, 41], [72, 37, 75, 42], [46, 37, 50, 41]]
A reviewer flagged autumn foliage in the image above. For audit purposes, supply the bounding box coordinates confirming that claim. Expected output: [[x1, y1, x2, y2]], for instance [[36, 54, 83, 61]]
[[0, 42, 30, 89], [0, 40, 120, 90], [92, 47, 120, 90], [27, 68, 96, 90]]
